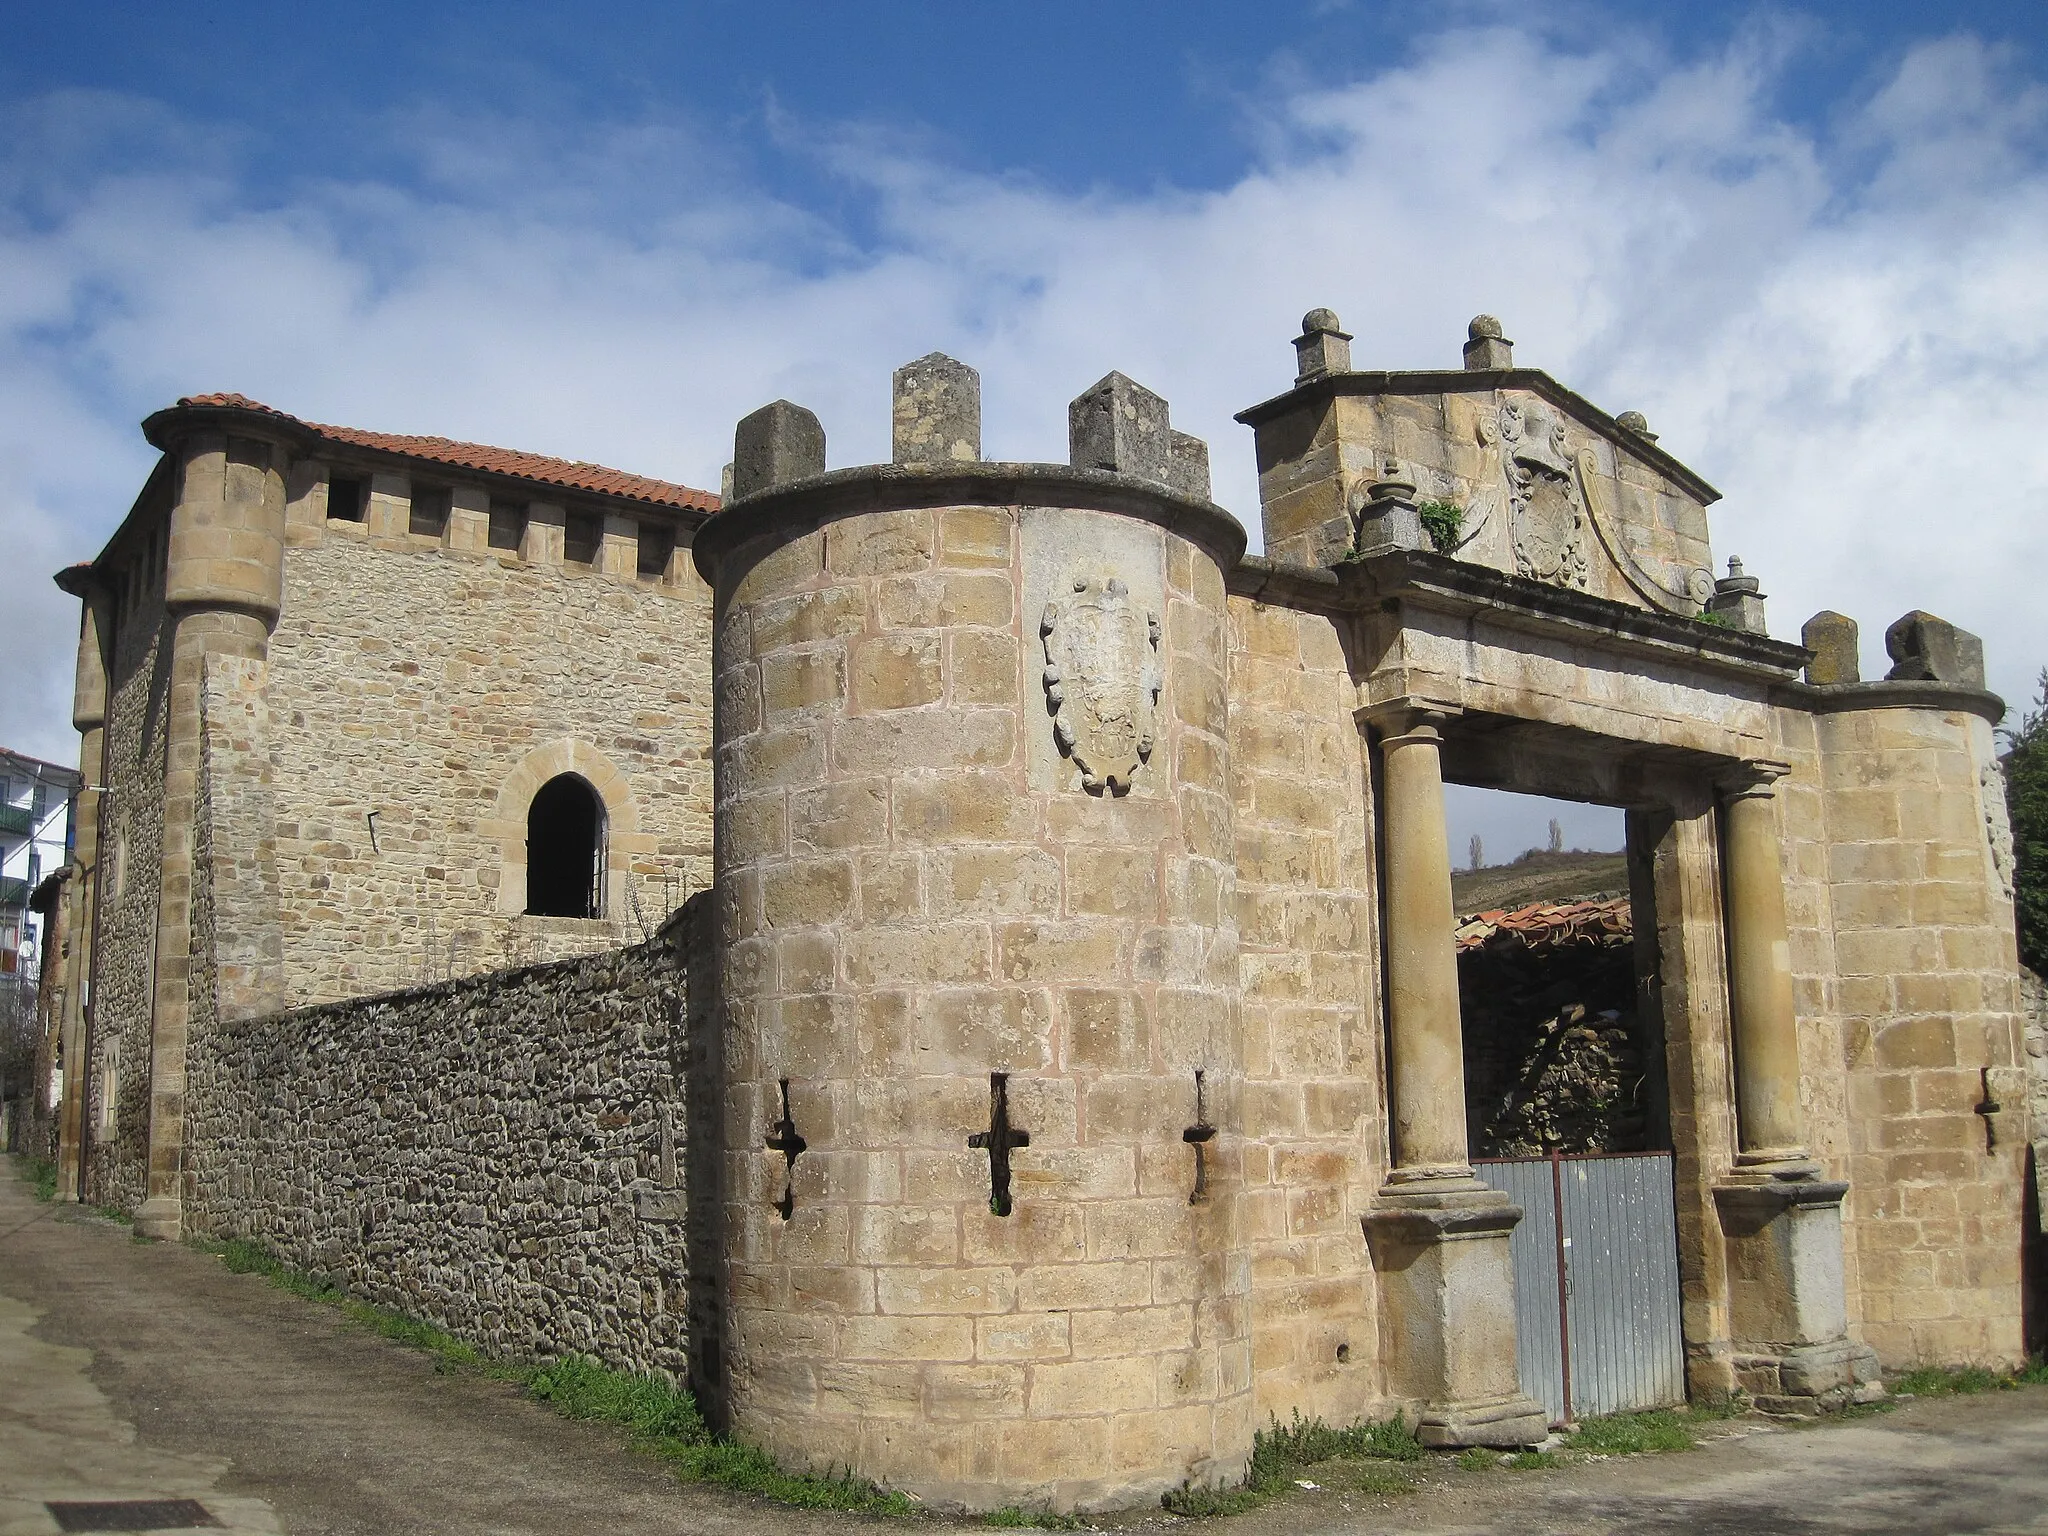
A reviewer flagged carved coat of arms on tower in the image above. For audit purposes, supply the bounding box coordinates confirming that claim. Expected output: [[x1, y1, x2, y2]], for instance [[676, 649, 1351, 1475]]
[[1499, 396, 1589, 589], [1041, 575, 1162, 793]]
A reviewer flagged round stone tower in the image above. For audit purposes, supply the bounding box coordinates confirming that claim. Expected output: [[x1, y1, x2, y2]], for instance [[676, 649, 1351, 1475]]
[[693, 359, 1250, 1511]]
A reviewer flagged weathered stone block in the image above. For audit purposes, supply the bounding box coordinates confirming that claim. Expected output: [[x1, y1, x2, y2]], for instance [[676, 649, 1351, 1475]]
[[1069, 372, 1171, 484], [732, 400, 826, 499], [893, 353, 982, 467], [1801, 610, 1859, 685]]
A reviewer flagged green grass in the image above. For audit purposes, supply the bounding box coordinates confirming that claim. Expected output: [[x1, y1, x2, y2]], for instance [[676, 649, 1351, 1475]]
[[1891, 1363, 2043, 1397], [1569, 1408, 1695, 1455], [982, 1505, 1083, 1530], [16, 1155, 59, 1202], [1453, 1447, 1498, 1472], [1163, 1410, 1423, 1517], [192, 1235, 915, 1517]]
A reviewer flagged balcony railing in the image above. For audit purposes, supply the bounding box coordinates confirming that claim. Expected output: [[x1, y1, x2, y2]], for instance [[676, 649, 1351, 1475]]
[[0, 804, 32, 838]]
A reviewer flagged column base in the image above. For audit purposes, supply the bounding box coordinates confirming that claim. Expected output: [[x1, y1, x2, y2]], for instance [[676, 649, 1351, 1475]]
[[134, 1195, 183, 1242], [1732, 1338, 1884, 1416], [1365, 1181, 1549, 1448], [1415, 1391, 1552, 1449], [1714, 1176, 1878, 1416]]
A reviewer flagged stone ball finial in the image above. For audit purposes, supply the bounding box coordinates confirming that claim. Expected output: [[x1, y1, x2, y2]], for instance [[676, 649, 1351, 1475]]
[[1468, 314, 1504, 340], [1302, 307, 1342, 336], [1616, 410, 1648, 432], [1727, 556, 1743, 579]]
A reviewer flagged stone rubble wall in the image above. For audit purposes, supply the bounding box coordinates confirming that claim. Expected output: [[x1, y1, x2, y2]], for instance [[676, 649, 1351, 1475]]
[[183, 905, 699, 1379], [84, 541, 173, 1211]]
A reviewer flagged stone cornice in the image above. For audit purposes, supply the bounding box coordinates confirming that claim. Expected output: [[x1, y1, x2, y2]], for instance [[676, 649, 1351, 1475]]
[[1774, 678, 2006, 726], [1232, 367, 1722, 507], [1230, 550, 1811, 684], [694, 462, 1250, 585]]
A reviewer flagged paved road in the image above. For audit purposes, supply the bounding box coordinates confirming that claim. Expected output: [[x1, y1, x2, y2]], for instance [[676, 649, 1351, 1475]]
[[4, 1159, 2046, 1534]]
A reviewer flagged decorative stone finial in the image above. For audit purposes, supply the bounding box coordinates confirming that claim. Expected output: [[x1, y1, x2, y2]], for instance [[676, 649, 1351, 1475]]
[[1801, 611, 1860, 686], [731, 400, 826, 500], [1069, 371, 1172, 485], [1884, 610, 1986, 689], [892, 353, 982, 467], [1350, 455, 1426, 558], [1708, 555, 1767, 634], [1294, 308, 1354, 383], [1463, 314, 1513, 370], [1615, 410, 1659, 443]]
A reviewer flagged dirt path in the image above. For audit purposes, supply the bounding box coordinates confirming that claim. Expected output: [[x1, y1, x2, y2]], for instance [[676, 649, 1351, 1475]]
[[4, 1160, 2045, 1534]]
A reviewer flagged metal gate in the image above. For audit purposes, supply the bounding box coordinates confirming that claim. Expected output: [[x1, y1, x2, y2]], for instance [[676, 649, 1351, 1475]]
[[1476, 1151, 1686, 1424]]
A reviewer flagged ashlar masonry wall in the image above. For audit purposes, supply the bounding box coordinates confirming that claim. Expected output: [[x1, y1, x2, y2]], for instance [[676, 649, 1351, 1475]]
[[184, 909, 699, 1377], [265, 470, 717, 1006]]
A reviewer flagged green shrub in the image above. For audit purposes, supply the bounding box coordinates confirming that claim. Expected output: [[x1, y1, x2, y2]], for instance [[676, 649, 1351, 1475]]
[[1416, 500, 1464, 553], [2006, 671, 2048, 972], [17, 1156, 58, 1202]]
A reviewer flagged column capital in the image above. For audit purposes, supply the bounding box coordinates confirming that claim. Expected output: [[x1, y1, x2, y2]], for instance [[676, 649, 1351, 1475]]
[[1717, 758, 1790, 800], [1358, 696, 1462, 742]]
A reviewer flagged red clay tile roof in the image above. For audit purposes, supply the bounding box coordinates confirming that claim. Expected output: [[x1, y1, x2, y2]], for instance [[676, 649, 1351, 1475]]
[[175, 394, 718, 513], [1454, 897, 1632, 952]]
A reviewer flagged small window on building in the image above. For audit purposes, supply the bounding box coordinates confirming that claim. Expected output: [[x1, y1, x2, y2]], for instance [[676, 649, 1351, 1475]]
[[98, 1040, 119, 1139], [410, 486, 452, 539], [328, 475, 367, 522], [488, 499, 525, 551], [525, 773, 606, 919], [637, 522, 673, 579], [564, 511, 602, 566]]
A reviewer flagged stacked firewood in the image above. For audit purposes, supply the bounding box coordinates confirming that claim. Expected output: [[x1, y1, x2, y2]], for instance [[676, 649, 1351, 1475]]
[[1455, 898, 1648, 1158]]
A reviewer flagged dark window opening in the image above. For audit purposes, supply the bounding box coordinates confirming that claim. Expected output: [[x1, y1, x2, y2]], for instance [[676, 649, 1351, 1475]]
[[410, 486, 452, 539], [328, 475, 367, 522], [525, 773, 606, 918], [564, 511, 602, 565], [637, 522, 673, 579], [488, 499, 525, 551]]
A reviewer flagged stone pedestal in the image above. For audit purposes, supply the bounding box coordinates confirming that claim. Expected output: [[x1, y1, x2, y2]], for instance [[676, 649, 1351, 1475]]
[[1364, 1193, 1550, 1446], [1714, 1180, 1880, 1412]]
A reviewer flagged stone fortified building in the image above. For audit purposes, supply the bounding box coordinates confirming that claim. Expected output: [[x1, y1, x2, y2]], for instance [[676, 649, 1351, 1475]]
[[39, 312, 2032, 1511]]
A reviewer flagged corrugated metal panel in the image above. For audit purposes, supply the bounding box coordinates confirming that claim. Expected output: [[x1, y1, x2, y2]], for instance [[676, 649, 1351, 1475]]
[[1479, 1152, 1685, 1423], [1560, 1153, 1686, 1416], [1476, 1159, 1564, 1423]]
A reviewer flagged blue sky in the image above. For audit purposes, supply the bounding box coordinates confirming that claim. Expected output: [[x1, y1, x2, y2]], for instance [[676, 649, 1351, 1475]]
[[5, 1, 2047, 859]]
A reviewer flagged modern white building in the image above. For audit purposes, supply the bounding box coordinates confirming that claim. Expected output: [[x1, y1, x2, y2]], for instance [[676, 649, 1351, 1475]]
[[1, 748, 81, 983]]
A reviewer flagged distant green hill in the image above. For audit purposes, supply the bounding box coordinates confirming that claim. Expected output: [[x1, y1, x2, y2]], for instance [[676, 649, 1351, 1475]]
[[1450, 850, 1629, 916]]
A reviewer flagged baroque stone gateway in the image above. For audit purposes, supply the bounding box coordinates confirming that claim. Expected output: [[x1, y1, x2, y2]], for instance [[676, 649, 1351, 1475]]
[[39, 315, 2033, 1511]]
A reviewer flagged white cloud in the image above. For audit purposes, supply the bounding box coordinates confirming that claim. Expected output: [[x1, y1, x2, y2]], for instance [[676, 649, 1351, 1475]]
[[2, 24, 2044, 788]]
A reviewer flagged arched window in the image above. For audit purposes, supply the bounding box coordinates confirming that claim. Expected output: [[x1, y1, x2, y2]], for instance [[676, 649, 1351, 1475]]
[[525, 773, 607, 918]]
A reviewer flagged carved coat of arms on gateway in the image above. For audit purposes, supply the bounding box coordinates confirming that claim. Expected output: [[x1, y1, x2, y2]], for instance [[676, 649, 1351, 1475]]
[[1497, 395, 1589, 589], [1041, 575, 1163, 793]]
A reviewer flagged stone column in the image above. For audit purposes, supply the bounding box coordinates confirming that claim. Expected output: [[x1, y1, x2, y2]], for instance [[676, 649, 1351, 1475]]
[[135, 427, 290, 1241], [54, 581, 110, 1203], [1360, 700, 1547, 1448], [1718, 762, 1810, 1174], [1711, 760, 1878, 1411], [1374, 703, 1469, 1181]]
